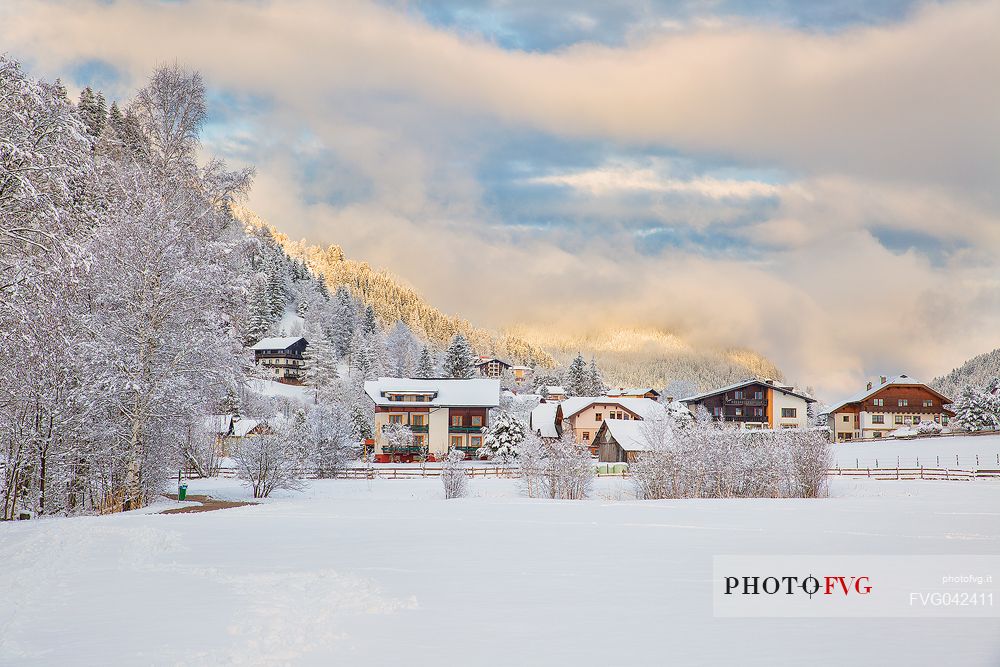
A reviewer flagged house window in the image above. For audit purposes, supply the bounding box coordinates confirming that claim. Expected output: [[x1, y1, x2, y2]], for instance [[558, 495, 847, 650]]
[[450, 435, 464, 447], [414, 435, 426, 446], [894, 415, 903, 425], [752, 407, 763, 417], [470, 436, 482, 448], [595, 413, 603, 422], [734, 408, 743, 416], [583, 432, 590, 441], [872, 415, 885, 424], [923, 400, 933, 407], [873, 398, 884, 407], [873, 431, 882, 438], [713, 407, 723, 417], [943, 416, 950, 425], [471, 416, 483, 427], [781, 408, 797, 418], [898, 399, 908, 407], [389, 414, 403, 424], [411, 414, 426, 426], [734, 390, 745, 399], [754, 391, 763, 400], [452, 416, 463, 427], [843, 415, 850, 422]]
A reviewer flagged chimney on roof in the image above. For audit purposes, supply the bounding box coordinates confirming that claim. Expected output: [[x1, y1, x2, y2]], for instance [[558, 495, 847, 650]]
[[880, 376, 887, 384], [763, 378, 774, 385], [866, 381, 873, 391]]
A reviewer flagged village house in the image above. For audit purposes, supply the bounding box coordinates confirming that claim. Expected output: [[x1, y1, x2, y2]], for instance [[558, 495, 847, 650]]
[[474, 356, 512, 378], [536, 385, 568, 401], [204, 415, 272, 457], [529, 402, 560, 440], [250, 336, 308, 384], [510, 365, 532, 385], [593, 419, 657, 463], [825, 374, 955, 442], [681, 379, 814, 430], [364, 377, 501, 462], [604, 387, 661, 400], [556, 396, 665, 453]]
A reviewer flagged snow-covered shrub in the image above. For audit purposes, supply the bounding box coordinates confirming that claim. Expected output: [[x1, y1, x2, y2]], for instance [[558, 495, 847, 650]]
[[441, 448, 468, 499], [515, 432, 548, 498], [232, 421, 306, 498], [631, 417, 830, 500], [513, 431, 593, 500], [916, 420, 943, 435], [478, 410, 526, 462]]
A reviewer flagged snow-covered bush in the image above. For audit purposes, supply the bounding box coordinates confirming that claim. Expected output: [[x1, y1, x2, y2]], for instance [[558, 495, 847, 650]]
[[478, 410, 526, 462], [916, 420, 943, 435], [231, 423, 307, 498], [441, 448, 468, 499], [631, 418, 830, 500], [514, 431, 594, 500], [515, 432, 548, 498]]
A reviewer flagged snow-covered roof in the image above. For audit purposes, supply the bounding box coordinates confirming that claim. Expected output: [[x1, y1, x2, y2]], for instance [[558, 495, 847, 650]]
[[825, 374, 951, 414], [364, 377, 501, 408], [204, 415, 233, 435], [560, 397, 665, 421], [250, 336, 306, 351], [511, 365, 532, 371], [605, 388, 660, 397], [530, 402, 559, 438], [600, 419, 657, 452], [537, 385, 566, 395], [681, 378, 814, 404], [231, 418, 264, 438]]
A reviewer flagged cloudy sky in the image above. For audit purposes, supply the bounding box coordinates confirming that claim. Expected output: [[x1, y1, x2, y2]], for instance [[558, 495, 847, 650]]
[[3, 0, 999, 398]]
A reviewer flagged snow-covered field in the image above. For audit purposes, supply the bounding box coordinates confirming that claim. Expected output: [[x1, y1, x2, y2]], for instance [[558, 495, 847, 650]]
[[2, 477, 999, 666], [831, 434, 1000, 469]]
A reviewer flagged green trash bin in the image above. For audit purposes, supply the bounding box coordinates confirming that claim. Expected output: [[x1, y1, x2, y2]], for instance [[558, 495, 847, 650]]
[[178, 483, 188, 501]]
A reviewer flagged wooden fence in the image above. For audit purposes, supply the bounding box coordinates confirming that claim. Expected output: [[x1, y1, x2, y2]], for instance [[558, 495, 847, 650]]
[[182, 465, 1000, 482]]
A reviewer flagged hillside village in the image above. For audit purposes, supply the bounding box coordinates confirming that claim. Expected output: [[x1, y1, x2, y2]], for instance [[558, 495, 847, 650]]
[[3, 58, 1000, 524]]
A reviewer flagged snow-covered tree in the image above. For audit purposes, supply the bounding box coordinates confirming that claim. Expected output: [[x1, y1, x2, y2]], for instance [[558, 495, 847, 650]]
[[416, 346, 436, 378], [587, 357, 606, 395], [443, 333, 474, 379], [330, 286, 357, 357], [350, 402, 374, 443], [565, 354, 588, 396], [232, 422, 306, 498], [954, 385, 1000, 431], [477, 410, 526, 463], [441, 449, 468, 499], [302, 323, 339, 394], [386, 320, 420, 378]]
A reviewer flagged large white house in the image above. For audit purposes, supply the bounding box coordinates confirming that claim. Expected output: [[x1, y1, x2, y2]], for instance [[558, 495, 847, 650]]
[[363, 377, 501, 461]]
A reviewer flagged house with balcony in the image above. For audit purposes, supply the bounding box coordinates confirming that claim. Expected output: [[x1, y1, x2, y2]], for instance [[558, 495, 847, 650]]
[[364, 377, 501, 461], [511, 365, 532, 385], [825, 374, 954, 442], [250, 336, 308, 384], [681, 379, 814, 430], [474, 356, 512, 379]]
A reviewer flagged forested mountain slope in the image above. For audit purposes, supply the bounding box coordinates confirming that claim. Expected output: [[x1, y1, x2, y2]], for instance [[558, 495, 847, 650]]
[[233, 206, 555, 367], [933, 347, 1000, 398]]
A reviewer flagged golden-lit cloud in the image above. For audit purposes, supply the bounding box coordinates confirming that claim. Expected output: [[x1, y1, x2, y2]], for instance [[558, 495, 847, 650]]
[[2, 0, 999, 399]]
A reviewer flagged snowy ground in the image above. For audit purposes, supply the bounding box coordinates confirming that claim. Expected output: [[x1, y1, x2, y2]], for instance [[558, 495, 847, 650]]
[[831, 434, 1000, 469], [2, 477, 999, 666]]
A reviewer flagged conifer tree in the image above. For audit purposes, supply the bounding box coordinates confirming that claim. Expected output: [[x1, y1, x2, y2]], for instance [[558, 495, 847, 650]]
[[587, 356, 606, 395], [566, 353, 588, 396], [443, 333, 474, 379], [416, 346, 436, 378]]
